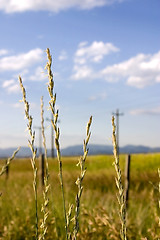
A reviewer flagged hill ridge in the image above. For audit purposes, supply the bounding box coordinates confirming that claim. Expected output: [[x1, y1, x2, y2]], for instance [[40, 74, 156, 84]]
[[0, 144, 159, 158]]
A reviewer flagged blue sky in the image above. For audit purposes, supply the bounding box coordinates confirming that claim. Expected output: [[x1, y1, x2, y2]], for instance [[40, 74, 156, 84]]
[[0, 0, 160, 149]]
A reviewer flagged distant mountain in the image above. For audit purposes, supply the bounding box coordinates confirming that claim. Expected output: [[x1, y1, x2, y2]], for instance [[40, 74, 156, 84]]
[[120, 145, 160, 154], [61, 144, 160, 156], [0, 144, 159, 158], [0, 147, 31, 158], [61, 144, 113, 156]]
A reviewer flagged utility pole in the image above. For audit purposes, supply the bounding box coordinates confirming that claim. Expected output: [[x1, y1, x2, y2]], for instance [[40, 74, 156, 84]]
[[46, 114, 54, 158], [34, 126, 42, 156], [112, 109, 124, 157]]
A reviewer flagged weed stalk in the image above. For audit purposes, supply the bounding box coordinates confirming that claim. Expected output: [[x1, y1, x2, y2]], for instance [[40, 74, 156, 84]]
[[19, 76, 39, 240], [45, 48, 68, 239], [39, 96, 50, 240], [73, 116, 92, 240], [112, 116, 127, 240], [158, 168, 160, 228], [0, 147, 20, 177]]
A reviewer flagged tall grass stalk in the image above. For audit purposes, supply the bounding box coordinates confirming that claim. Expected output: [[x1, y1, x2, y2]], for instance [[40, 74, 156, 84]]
[[66, 204, 73, 239], [0, 147, 20, 177], [158, 168, 160, 227], [19, 76, 39, 240], [73, 116, 92, 240], [112, 116, 127, 240], [45, 48, 68, 239], [39, 96, 50, 240]]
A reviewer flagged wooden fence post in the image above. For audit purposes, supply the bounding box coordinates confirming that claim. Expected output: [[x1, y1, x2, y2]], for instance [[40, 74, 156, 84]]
[[6, 159, 9, 180], [41, 154, 45, 186], [124, 154, 131, 208]]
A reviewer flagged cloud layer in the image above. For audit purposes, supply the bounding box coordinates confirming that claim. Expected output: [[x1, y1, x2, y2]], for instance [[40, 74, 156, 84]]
[[58, 50, 68, 61], [75, 41, 119, 64], [71, 41, 160, 88], [0, 0, 124, 13], [0, 48, 46, 94], [130, 106, 160, 115], [88, 92, 107, 101], [0, 48, 44, 72], [0, 49, 8, 56], [29, 66, 46, 81], [101, 51, 160, 88], [72, 41, 119, 80], [1, 45, 160, 94], [2, 79, 20, 93]]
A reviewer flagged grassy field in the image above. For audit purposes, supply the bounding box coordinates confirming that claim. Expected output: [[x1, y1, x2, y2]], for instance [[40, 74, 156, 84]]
[[0, 153, 160, 239]]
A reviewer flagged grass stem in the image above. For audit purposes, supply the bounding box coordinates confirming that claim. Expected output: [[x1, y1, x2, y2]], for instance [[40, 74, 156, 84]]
[[73, 116, 92, 240], [19, 76, 39, 240], [112, 116, 127, 240], [39, 96, 50, 240], [45, 48, 68, 239], [0, 147, 20, 177]]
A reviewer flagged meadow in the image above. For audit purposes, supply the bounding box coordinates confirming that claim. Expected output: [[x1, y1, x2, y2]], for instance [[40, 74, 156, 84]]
[[0, 153, 160, 239], [0, 48, 159, 239]]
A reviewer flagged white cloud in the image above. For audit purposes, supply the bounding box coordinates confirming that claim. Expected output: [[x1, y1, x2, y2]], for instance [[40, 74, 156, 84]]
[[71, 65, 94, 80], [78, 41, 88, 48], [88, 92, 107, 101], [0, 48, 44, 72], [29, 66, 46, 81], [6, 84, 20, 93], [71, 41, 119, 80], [127, 76, 151, 89], [75, 41, 119, 64], [10, 102, 37, 111], [58, 50, 68, 61], [130, 106, 160, 115], [72, 43, 160, 87], [101, 51, 160, 88], [2, 79, 15, 88], [156, 76, 160, 82], [0, 49, 9, 56], [12, 103, 22, 108], [0, 0, 125, 13], [12, 69, 29, 81], [2, 79, 20, 93]]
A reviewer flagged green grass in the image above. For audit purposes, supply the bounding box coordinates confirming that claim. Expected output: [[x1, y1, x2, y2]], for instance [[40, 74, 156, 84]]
[[0, 153, 160, 239]]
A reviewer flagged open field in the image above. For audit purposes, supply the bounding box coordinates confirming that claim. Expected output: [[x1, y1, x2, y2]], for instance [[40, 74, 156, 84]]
[[0, 153, 160, 239]]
